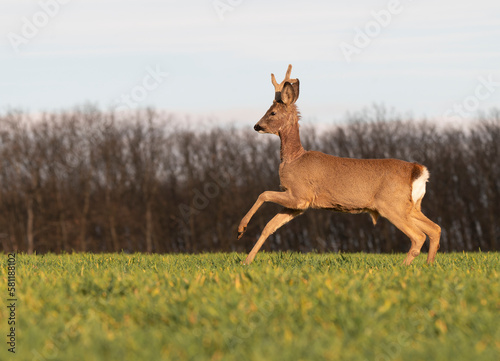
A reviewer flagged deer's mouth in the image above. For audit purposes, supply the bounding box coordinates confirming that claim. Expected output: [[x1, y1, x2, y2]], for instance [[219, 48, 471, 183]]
[[254, 123, 266, 133]]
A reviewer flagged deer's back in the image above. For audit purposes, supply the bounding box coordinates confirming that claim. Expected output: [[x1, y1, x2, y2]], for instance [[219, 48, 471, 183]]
[[279, 151, 419, 211]]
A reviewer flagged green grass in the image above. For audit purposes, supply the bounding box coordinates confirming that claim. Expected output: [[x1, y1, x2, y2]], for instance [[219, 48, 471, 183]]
[[1, 252, 499, 361]]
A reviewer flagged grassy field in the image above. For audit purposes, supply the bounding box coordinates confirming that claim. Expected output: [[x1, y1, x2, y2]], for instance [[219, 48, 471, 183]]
[[1, 252, 499, 361]]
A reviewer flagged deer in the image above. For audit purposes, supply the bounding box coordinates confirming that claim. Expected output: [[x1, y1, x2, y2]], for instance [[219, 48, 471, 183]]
[[237, 64, 441, 266]]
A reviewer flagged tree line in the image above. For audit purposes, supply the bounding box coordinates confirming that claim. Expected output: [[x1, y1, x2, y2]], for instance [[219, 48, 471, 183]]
[[0, 106, 499, 254]]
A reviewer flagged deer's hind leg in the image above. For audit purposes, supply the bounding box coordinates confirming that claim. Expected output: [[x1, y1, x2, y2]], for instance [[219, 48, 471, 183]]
[[243, 208, 304, 265], [379, 203, 427, 266], [411, 210, 441, 264], [394, 218, 427, 266]]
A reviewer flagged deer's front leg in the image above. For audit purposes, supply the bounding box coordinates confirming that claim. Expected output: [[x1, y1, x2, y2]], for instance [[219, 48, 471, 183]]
[[237, 190, 306, 240], [244, 208, 304, 264]]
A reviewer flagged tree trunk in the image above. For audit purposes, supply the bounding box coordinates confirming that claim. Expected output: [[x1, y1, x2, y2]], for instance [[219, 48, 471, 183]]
[[26, 196, 34, 254], [56, 188, 68, 252], [146, 203, 153, 253], [109, 214, 119, 252], [79, 182, 91, 252]]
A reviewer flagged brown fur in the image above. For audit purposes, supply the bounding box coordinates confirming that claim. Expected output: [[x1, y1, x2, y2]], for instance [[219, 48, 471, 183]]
[[238, 65, 441, 265], [411, 163, 424, 181]]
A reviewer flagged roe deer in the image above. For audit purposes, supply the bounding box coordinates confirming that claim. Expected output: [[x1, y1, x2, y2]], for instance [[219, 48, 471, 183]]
[[237, 64, 441, 265]]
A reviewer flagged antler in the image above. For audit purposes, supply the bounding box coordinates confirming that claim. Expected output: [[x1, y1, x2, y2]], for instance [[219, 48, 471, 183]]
[[271, 64, 298, 93]]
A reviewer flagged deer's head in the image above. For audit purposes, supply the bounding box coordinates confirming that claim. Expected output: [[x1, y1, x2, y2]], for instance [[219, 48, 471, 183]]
[[254, 65, 300, 135]]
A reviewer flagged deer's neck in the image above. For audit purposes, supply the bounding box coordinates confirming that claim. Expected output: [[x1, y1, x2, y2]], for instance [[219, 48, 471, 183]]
[[279, 118, 305, 163]]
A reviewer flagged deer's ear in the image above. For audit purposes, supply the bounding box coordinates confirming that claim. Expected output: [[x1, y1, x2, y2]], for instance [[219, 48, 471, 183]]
[[280, 79, 300, 105]]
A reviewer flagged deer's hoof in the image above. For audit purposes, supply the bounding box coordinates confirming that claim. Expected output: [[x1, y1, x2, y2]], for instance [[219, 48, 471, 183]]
[[237, 226, 247, 240]]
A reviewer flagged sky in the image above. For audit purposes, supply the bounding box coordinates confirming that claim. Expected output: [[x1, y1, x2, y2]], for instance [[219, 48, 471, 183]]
[[1, 0, 500, 125]]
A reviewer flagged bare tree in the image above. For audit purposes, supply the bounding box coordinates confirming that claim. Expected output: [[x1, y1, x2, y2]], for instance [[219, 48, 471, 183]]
[[0, 105, 498, 254]]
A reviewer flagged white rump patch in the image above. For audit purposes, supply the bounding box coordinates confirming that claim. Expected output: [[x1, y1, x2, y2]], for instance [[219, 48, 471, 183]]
[[411, 167, 429, 203]]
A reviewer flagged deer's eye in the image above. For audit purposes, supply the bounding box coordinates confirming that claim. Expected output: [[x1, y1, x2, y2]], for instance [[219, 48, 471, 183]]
[[271, 111, 276, 116]]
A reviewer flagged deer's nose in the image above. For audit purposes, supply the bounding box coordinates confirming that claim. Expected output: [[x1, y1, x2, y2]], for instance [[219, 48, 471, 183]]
[[254, 124, 263, 132]]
